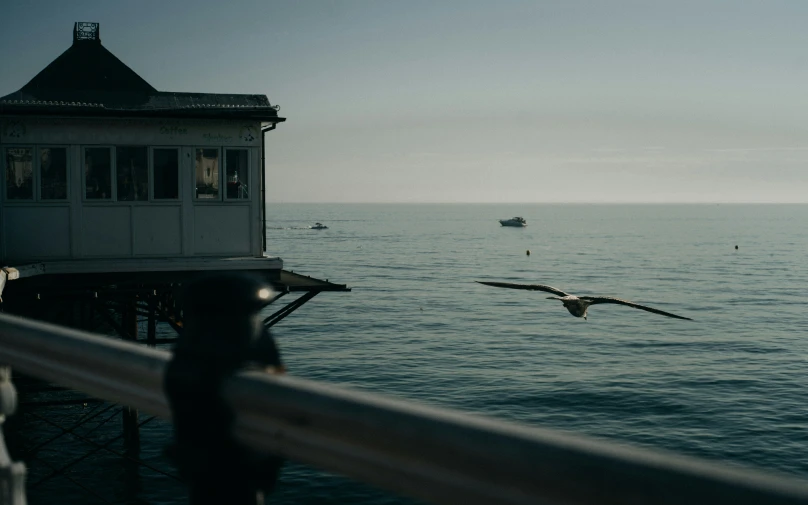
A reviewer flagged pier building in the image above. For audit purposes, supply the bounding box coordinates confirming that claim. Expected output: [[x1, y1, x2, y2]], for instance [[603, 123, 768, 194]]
[[0, 21, 347, 319]]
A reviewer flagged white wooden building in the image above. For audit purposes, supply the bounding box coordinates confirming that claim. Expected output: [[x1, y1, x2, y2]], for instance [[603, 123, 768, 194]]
[[0, 22, 346, 304], [0, 22, 289, 276]]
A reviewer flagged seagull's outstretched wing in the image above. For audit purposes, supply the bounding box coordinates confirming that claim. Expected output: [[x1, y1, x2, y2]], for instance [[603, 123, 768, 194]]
[[581, 296, 692, 320], [476, 281, 570, 297]]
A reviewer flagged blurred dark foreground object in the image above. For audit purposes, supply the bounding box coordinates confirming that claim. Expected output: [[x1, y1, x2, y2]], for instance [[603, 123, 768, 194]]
[[164, 272, 285, 505]]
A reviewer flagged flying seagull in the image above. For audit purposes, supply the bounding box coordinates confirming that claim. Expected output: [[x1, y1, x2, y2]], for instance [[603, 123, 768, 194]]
[[476, 281, 692, 321]]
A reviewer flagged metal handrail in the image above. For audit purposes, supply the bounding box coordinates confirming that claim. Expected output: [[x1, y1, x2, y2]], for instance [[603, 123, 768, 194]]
[[2, 312, 808, 505]]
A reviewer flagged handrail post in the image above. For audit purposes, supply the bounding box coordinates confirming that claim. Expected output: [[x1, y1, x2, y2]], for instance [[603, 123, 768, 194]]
[[0, 366, 26, 505], [164, 272, 284, 505]]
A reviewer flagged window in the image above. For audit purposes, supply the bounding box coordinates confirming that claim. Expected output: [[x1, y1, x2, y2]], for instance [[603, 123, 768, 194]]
[[116, 146, 148, 201], [153, 148, 179, 199], [225, 149, 249, 199], [195, 148, 219, 199], [5, 148, 33, 200], [4, 146, 69, 201], [40, 147, 68, 200], [85, 147, 112, 199]]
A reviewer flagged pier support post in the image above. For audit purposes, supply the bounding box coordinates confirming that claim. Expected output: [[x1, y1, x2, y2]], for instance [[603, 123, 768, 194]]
[[165, 273, 285, 505], [0, 366, 26, 505], [71, 299, 82, 329], [147, 295, 156, 347], [121, 300, 140, 453]]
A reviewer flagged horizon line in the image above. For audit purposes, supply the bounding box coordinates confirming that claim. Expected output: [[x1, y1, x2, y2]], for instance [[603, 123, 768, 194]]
[[266, 201, 808, 205]]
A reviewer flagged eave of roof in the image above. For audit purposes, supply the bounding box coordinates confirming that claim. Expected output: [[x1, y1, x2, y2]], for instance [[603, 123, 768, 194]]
[[0, 105, 287, 122], [0, 90, 285, 121]]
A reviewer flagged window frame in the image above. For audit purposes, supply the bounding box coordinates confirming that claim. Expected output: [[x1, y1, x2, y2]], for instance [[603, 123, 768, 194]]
[[115, 145, 150, 203], [82, 145, 163, 203], [38, 145, 71, 202], [81, 145, 115, 202], [2, 144, 72, 204], [3, 145, 36, 202], [150, 146, 182, 202], [223, 148, 251, 201], [193, 147, 222, 202]]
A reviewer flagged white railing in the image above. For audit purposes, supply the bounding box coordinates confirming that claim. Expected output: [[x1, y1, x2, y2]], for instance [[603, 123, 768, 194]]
[[2, 312, 808, 505]]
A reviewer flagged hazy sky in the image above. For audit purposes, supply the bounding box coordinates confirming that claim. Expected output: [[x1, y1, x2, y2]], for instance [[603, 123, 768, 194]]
[[3, 1, 808, 203]]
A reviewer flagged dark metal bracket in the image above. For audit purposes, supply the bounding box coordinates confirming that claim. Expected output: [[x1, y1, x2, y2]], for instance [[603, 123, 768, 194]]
[[262, 290, 319, 328]]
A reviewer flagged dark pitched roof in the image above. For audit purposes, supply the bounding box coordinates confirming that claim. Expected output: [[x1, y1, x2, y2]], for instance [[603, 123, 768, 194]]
[[0, 23, 284, 123]]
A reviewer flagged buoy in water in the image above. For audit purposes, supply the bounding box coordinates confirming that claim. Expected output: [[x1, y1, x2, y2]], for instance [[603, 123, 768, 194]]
[[735, 245, 738, 250], [526, 250, 531, 256]]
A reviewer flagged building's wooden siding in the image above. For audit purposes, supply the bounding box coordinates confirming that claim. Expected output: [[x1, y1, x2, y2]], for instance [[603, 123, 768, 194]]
[[0, 117, 264, 263]]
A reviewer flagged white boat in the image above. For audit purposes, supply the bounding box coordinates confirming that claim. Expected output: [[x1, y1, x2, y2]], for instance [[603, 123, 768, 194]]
[[499, 217, 527, 227], [310, 222, 328, 230]]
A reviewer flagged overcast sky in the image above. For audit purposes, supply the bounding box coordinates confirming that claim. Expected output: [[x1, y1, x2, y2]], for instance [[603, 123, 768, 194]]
[[3, 1, 808, 203]]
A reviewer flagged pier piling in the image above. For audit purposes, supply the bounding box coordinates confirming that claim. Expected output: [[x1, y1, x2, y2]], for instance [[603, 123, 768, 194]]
[[122, 300, 140, 453], [147, 295, 157, 347]]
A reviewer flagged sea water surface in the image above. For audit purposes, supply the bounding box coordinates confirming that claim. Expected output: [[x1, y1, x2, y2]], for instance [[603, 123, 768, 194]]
[[19, 204, 808, 504]]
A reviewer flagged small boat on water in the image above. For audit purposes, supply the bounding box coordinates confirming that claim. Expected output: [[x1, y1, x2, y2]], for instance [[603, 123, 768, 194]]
[[499, 217, 527, 227], [310, 222, 328, 230]]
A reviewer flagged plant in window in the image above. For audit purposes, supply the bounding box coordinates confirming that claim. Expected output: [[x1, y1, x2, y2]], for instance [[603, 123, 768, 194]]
[[6, 148, 33, 200]]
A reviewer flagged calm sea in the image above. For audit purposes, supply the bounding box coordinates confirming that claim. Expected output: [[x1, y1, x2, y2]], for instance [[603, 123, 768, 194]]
[[16, 204, 808, 504]]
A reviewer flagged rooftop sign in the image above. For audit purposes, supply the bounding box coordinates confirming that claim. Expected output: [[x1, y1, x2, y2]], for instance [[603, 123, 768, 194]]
[[73, 22, 99, 43]]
